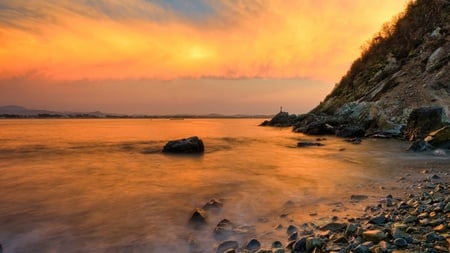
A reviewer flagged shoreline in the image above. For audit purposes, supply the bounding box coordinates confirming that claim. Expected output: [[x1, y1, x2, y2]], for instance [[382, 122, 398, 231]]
[[189, 161, 450, 253]]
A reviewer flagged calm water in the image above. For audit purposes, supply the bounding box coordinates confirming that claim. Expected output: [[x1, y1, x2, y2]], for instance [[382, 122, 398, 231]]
[[0, 119, 447, 252]]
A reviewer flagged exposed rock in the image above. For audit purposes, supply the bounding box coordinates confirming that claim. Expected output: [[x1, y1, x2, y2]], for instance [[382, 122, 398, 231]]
[[403, 107, 445, 141], [214, 219, 234, 239], [295, 120, 337, 135], [245, 239, 261, 251], [203, 199, 223, 211], [286, 225, 298, 236], [362, 230, 386, 244], [427, 47, 448, 71], [369, 214, 387, 225], [393, 238, 408, 248], [216, 240, 239, 253], [319, 222, 347, 232], [189, 208, 207, 227], [305, 237, 323, 252], [260, 111, 298, 127], [424, 125, 450, 149], [335, 125, 366, 138], [162, 136, 204, 153]]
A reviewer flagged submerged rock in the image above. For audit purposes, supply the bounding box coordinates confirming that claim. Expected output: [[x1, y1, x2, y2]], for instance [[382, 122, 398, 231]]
[[297, 142, 324, 147], [189, 208, 207, 227], [216, 240, 239, 253], [162, 136, 204, 153]]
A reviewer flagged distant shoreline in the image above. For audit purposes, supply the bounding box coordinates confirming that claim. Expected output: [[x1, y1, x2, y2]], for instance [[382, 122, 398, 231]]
[[0, 114, 272, 119]]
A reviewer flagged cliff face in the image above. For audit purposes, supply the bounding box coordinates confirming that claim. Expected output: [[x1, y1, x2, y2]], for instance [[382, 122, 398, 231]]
[[303, 0, 450, 137]]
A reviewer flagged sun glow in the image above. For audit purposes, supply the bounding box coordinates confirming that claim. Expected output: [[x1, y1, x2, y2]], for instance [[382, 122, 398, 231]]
[[0, 0, 409, 81]]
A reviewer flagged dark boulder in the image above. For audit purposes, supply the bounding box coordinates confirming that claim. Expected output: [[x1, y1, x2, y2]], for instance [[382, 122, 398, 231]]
[[424, 126, 450, 149], [162, 136, 204, 153], [336, 125, 365, 138], [403, 107, 445, 141], [295, 120, 336, 135]]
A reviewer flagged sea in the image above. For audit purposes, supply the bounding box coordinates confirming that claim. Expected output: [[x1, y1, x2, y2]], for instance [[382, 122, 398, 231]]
[[0, 119, 448, 253]]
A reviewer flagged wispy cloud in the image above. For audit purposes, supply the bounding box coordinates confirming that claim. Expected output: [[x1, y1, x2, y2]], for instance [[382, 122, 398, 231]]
[[0, 0, 409, 81]]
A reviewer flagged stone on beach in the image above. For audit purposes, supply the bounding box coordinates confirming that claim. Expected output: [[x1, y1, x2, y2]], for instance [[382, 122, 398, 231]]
[[362, 229, 386, 243]]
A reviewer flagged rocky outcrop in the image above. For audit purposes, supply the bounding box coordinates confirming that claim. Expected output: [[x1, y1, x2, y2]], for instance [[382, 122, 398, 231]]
[[295, 0, 450, 141], [162, 136, 204, 153], [260, 111, 298, 127]]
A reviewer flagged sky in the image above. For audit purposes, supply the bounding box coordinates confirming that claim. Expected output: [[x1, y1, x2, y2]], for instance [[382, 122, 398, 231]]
[[0, 0, 410, 115]]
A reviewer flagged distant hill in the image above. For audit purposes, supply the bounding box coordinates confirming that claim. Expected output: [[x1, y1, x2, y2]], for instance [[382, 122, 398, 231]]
[[294, 0, 449, 138], [0, 105, 271, 119], [0, 105, 59, 116]]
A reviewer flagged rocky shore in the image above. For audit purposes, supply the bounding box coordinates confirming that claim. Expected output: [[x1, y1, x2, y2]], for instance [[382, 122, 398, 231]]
[[186, 168, 449, 253]]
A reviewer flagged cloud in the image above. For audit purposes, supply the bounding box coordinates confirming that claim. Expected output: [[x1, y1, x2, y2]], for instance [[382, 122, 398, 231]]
[[0, 0, 409, 82]]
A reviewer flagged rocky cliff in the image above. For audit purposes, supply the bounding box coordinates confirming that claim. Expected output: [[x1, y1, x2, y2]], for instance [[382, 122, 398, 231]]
[[295, 0, 450, 143]]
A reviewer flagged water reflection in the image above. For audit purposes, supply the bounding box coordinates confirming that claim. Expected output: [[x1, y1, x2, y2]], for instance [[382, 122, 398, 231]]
[[0, 119, 447, 252]]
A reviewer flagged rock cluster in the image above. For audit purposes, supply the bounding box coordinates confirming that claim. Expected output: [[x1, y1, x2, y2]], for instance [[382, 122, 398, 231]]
[[188, 177, 450, 253]]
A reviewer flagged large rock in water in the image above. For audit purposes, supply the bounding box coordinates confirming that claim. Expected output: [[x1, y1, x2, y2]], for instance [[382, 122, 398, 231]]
[[162, 136, 204, 153]]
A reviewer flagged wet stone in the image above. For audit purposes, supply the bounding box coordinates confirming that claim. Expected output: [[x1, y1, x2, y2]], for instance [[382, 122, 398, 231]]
[[319, 222, 347, 232], [246, 239, 261, 251], [271, 241, 283, 248], [216, 241, 239, 253], [369, 214, 387, 225], [203, 199, 223, 211], [189, 208, 207, 227], [362, 229, 386, 244], [287, 225, 298, 235], [288, 231, 298, 241], [393, 238, 408, 248]]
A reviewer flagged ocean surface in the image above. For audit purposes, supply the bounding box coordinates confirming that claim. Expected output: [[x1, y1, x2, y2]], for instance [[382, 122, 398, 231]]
[[0, 119, 447, 253]]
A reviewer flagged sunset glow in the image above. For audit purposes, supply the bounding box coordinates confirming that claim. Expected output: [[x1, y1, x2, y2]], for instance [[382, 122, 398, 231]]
[[0, 0, 409, 81], [0, 0, 410, 114]]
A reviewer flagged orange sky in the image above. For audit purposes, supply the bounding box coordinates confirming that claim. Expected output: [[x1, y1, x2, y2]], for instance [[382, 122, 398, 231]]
[[0, 0, 410, 114]]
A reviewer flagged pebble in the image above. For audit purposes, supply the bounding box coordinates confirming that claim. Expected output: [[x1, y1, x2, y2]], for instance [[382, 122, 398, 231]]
[[362, 230, 386, 243], [245, 239, 261, 251], [190, 178, 450, 253], [393, 238, 408, 248], [216, 241, 238, 253]]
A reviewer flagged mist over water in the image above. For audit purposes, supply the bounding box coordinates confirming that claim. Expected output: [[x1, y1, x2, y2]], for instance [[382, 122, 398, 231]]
[[0, 119, 447, 252]]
